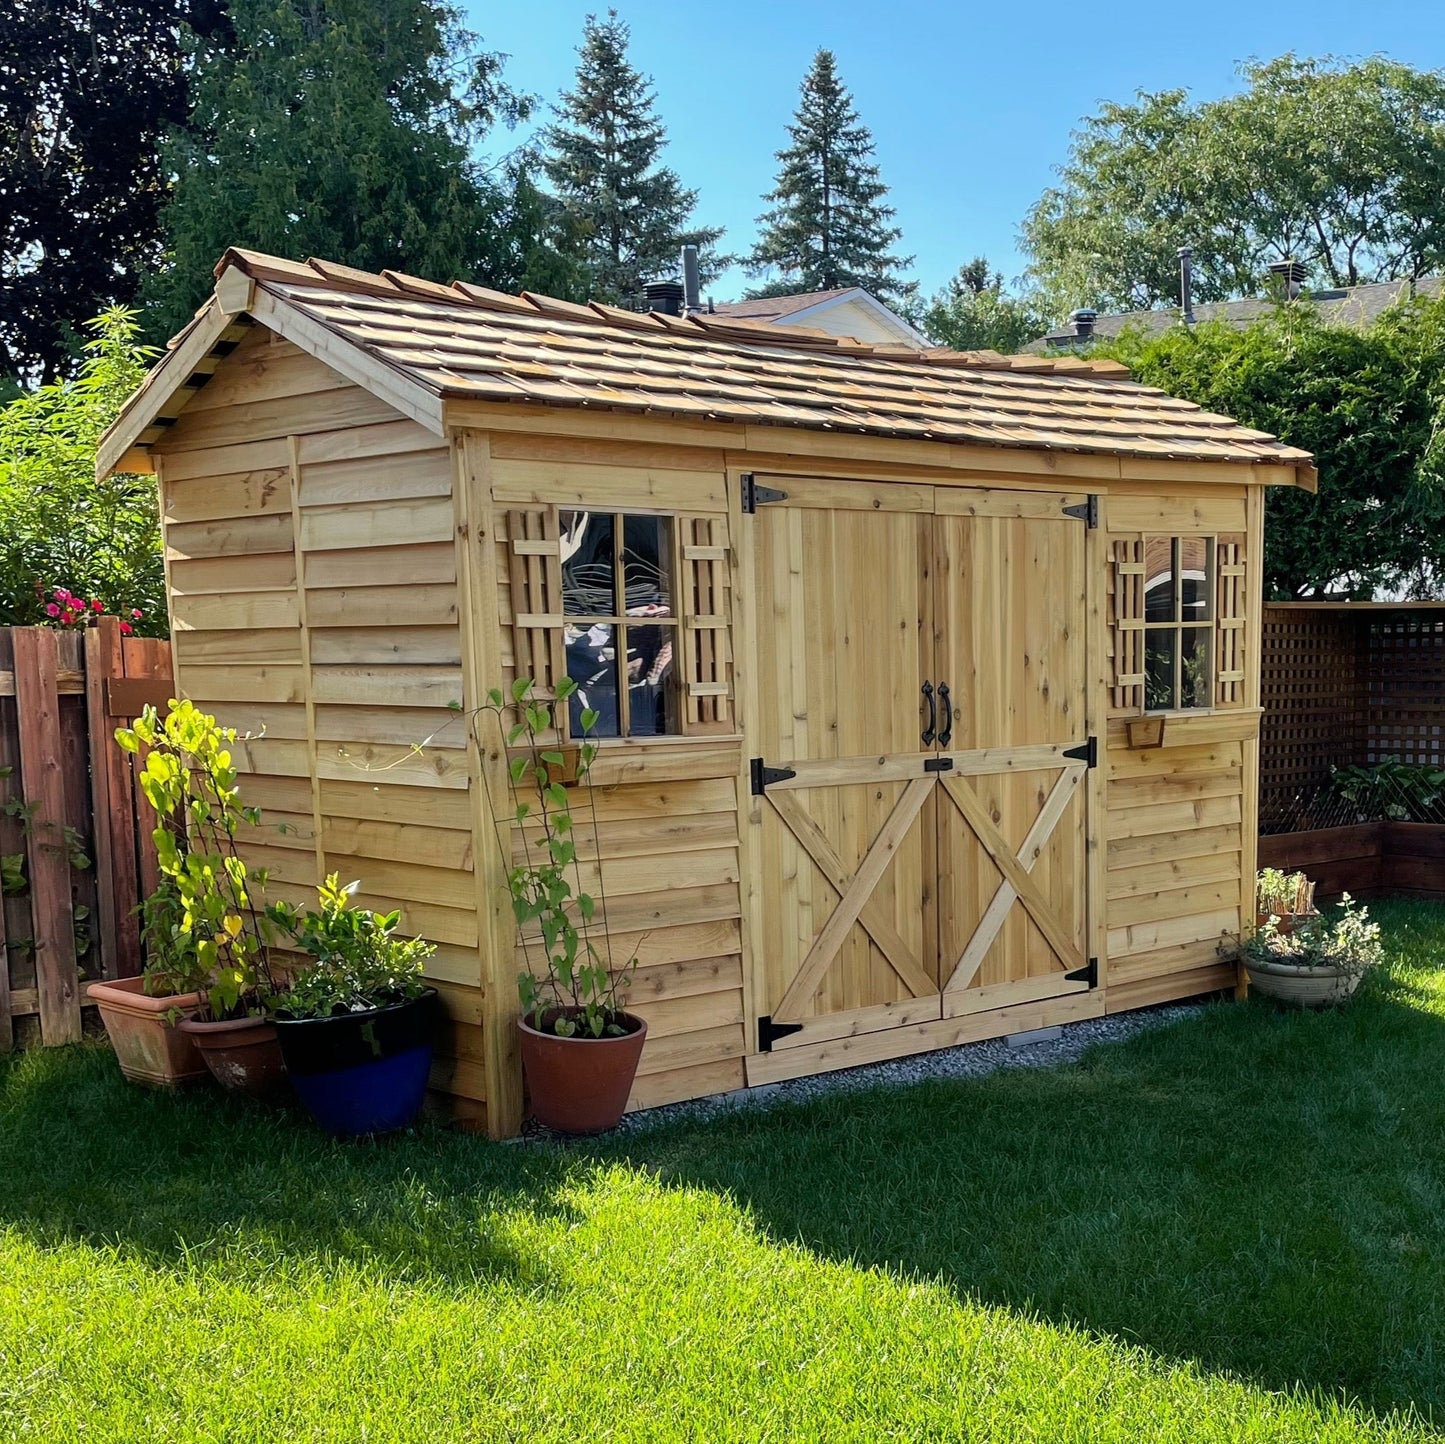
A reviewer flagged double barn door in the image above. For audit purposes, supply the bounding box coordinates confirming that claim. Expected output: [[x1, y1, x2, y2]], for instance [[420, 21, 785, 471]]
[[750, 478, 1095, 1056]]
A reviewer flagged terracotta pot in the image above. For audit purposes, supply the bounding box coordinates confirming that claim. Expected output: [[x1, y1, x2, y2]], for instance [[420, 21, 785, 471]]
[[87, 976, 209, 1087], [1244, 956, 1362, 1008], [178, 1015, 288, 1097], [518, 1010, 648, 1134]]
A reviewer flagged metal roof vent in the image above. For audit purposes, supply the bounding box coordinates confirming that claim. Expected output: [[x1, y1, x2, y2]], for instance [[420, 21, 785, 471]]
[[1267, 259, 1309, 299], [643, 279, 685, 316], [1069, 308, 1098, 339]]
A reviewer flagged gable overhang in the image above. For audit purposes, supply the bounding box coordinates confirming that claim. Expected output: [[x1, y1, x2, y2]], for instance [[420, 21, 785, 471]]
[[778, 289, 931, 348], [95, 265, 445, 480]]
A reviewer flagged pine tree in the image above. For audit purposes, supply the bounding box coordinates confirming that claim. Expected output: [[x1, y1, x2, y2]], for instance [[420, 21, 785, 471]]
[[542, 11, 723, 306], [146, 0, 536, 338], [748, 50, 914, 303]]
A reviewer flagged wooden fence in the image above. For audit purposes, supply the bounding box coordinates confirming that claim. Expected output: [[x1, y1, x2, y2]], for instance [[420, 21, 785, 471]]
[[0, 619, 173, 1050]]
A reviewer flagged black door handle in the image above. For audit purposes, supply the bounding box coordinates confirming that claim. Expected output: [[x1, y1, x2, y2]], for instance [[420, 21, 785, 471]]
[[920, 681, 936, 746], [937, 682, 953, 748]]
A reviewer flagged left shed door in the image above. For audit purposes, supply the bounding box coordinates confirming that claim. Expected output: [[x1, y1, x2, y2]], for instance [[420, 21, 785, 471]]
[[749, 483, 940, 1052]]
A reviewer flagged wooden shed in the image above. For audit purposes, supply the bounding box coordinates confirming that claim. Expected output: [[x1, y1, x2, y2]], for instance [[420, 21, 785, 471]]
[[98, 249, 1317, 1137]]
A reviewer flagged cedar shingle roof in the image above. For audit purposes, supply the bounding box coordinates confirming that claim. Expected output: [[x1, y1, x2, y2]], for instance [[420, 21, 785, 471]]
[[103, 249, 1316, 479]]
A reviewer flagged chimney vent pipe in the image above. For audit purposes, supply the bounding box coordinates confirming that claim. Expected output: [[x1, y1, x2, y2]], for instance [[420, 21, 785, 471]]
[[1068, 307, 1097, 340], [681, 245, 701, 313], [1178, 245, 1195, 327]]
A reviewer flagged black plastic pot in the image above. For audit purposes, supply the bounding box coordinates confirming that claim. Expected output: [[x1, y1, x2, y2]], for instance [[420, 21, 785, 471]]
[[273, 988, 439, 1137]]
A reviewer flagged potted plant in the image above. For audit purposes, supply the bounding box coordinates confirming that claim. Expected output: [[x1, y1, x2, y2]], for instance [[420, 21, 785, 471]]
[[1243, 892, 1383, 1006], [483, 678, 645, 1134], [116, 701, 285, 1096], [1255, 867, 1317, 936], [87, 878, 211, 1087], [265, 874, 439, 1136]]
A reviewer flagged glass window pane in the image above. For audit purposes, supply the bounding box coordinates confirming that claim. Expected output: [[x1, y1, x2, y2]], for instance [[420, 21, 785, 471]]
[[1180, 626, 1212, 709], [565, 622, 620, 738], [1179, 537, 1213, 624], [625, 623, 676, 736], [1143, 537, 1176, 621], [620, 515, 674, 615], [561, 511, 616, 616], [1145, 629, 1177, 711]]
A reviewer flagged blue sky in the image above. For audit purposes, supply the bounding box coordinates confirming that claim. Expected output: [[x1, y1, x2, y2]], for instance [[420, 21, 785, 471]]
[[467, 0, 1445, 304]]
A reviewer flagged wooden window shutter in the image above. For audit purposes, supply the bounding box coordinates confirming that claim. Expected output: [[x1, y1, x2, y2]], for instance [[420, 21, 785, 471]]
[[505, 505, 566, 718], [1214, 534, 1247, 706], [676, 515, 733, 734], [1110, 537, 1146, 711]]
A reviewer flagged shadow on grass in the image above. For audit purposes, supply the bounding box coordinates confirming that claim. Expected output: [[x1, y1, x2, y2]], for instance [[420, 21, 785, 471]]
[[1, 897, 1442, 1424], [617, 936, 1445, 1422], [0, 1041, 577, 1293]]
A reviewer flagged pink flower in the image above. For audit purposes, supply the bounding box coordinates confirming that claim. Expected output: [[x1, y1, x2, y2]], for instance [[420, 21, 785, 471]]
[[91, 599, 103, 612], [44, 603, 60, 618], [118, 622, 133, 635], [130, 609, 142, 619]]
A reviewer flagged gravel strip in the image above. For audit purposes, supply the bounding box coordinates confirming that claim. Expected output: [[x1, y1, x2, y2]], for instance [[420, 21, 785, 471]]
[[515, 999, 1209, 1142]]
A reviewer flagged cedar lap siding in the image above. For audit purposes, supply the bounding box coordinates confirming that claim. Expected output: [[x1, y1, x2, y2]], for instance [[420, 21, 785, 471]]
[[99, 248, 1315, 1138]]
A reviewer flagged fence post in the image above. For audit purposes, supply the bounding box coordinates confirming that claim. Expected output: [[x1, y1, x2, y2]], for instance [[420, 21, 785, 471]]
[[13, 627, 81, 1044], [84, 624, 120, 981], [95, 618, 144, 977]]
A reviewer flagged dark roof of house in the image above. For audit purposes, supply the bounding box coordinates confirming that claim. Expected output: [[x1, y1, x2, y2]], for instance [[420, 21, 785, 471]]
[[708, 289, 858, 321], [1032, 275, 1444, 351]]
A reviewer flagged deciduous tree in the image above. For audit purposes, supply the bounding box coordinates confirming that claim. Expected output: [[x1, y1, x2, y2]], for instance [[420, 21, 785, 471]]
[[1025, 56, 1445, 319], [923, 257, 1047, 354], [0, 0, 228, 384]]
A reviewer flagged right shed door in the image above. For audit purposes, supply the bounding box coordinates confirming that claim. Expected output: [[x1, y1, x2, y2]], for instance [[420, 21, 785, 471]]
[[930, 491, 1094, 1017]]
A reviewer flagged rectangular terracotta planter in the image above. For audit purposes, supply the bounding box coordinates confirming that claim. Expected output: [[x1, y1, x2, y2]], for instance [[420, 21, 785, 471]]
[[87, 976, 210, 1086]]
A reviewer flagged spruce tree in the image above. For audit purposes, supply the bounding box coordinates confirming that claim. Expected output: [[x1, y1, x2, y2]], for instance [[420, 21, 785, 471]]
[[542, 11, 722, 306], [748, 49, 914, 304], [147, 0, 535, 338]]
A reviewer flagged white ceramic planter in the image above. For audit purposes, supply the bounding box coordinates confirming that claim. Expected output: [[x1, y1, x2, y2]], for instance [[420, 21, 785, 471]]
[[1244, 956, 1362, 1007]]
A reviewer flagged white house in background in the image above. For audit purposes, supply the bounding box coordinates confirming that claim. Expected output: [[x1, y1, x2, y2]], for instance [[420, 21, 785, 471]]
[[710, 287, 929, 347]]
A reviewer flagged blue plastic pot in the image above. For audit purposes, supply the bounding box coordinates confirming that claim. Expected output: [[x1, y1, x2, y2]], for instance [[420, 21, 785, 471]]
[[273, 989, 439, 1137]]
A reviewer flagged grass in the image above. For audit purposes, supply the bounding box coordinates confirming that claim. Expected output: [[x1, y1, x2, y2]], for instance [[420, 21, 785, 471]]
[[3, 900, 1445, 1440]]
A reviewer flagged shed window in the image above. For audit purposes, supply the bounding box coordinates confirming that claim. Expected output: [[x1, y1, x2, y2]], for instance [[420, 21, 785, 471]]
[[1142, 536, 1214, 711], [1113, 533, 1245, 713], [560, 511, 678, 738]]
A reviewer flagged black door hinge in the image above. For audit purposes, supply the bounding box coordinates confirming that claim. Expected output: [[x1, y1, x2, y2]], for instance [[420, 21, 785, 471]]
[[1062, 494, 1099, 528], [757, 1015, 804, 1052], [741, 473, 788, 513], [1064, 957, 1099, 988], [923, 756, 954, 772], [750, 757, 797, 795], [1063, 736, 1098, 768]]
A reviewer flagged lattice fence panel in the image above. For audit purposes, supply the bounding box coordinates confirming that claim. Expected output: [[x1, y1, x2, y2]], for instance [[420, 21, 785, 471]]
[[1365, 612, 1445, 766], [1259, 607, 1365, 804]]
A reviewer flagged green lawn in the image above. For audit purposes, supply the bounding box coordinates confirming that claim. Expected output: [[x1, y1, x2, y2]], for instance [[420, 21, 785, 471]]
[[3, 900, 1445, 1440]]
